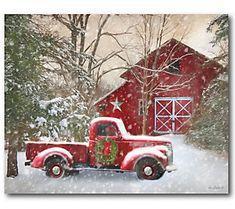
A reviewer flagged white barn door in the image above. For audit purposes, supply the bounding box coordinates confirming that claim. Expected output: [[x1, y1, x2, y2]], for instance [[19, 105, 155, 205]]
[[154, 97, 193, 134]]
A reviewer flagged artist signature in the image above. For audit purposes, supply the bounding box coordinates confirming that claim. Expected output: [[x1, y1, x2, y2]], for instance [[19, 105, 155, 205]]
[[208, 185, 224, 191]]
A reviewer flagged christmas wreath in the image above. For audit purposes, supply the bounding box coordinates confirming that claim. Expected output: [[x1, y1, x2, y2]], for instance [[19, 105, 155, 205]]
[[95, 137, 118, 164]]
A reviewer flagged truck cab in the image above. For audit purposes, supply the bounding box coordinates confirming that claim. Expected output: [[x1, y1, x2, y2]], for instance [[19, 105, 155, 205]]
[[25, 117, 176, 180]]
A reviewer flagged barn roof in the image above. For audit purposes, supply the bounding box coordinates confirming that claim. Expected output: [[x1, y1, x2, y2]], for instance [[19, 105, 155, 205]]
[[119, 38, 175, 79], [120, 38, 223, 79], [94, 38, 224, 106]]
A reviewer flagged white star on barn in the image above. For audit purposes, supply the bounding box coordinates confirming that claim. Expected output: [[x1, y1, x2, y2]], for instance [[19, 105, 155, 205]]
[[110, 97, 123, 112]]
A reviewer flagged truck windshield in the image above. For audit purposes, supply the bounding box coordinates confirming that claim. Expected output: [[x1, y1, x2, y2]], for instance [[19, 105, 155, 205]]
[[96, 121, 128, 137], [97, 123, 118, 136]]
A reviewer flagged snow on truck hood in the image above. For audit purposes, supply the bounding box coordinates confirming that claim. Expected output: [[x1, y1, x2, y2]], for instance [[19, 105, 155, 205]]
[[123, 135, 171, 143]]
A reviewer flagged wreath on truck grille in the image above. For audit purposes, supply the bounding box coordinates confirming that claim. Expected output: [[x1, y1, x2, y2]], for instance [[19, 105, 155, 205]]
[[95, 137, 118, 164]]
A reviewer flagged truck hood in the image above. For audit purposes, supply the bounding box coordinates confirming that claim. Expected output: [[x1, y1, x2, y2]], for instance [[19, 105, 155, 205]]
[[123, 134, 171, 143]]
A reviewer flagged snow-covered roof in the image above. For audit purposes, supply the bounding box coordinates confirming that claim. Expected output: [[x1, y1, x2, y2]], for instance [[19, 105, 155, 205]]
[[91, 117, 122, 124], [91, 117, 127, 136]]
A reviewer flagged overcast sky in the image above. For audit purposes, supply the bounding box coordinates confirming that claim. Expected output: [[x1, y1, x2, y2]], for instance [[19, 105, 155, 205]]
[[41, 14, 219, 87]]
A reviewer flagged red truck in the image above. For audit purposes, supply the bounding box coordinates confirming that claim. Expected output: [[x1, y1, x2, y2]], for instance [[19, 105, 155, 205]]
[[25, 117, 176, 180]]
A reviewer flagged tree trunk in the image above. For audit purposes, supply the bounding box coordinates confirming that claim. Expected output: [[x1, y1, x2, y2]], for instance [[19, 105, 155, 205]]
[[142, 112, 147, 135], [142, 93, 149, 135], [71, 31, 77, 63], [7, 134, 18, 177], [141, 52, 148, 135]]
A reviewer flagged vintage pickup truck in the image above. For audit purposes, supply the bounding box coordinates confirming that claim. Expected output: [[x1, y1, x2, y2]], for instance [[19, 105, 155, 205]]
[[25, 117, 176, 180]]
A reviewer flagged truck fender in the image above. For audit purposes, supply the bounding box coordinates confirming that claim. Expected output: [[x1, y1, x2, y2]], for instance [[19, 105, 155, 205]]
[[31, 147, 73, 169], [120, 146, 168, 171]]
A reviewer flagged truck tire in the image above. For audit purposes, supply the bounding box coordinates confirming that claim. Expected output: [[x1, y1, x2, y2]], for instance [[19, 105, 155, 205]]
[[45, 158, 67, 178], [136, 157, 165, 180]]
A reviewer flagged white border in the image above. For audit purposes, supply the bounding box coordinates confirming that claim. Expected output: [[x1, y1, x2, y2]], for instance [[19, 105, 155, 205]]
[[0, 0, 234, 13], [1, 0, 234, 209]]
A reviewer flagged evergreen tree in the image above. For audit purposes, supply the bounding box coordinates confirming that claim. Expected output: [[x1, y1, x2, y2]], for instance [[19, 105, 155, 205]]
[[5, 15, 52, 177], [33, 94, 92, 142], [186, 15, 229, 154]]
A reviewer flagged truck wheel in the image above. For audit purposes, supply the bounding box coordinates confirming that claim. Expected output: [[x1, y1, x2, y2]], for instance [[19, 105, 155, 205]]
[[136, 157, 165, 180], [45, 158, 67, 178]]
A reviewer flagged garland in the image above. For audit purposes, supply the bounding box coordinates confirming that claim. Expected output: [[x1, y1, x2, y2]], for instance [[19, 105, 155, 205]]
[[95, 137, 118, 164]]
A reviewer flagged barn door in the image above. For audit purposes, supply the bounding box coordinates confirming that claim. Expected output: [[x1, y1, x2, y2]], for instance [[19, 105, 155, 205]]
[[154, 97, 193, 134]]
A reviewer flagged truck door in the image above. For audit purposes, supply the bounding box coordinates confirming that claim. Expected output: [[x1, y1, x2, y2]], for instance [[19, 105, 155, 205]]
[[89, 122, 122, 167]]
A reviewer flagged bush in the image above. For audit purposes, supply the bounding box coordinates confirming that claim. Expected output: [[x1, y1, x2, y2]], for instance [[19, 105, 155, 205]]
[[186, 72, 229, 154]]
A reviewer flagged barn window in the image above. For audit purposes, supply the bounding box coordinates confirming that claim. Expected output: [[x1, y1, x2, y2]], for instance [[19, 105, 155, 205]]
[[166, 59, 180, 74], [138, 99, 148, 115]]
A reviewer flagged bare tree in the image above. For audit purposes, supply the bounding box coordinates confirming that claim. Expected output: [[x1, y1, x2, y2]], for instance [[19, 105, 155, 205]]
[[45, 14, 132, 114], [127, 15, 193, 134]]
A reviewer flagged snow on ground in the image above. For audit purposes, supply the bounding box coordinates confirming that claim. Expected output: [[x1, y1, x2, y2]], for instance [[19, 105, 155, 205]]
[[5, 135, 228, 194]]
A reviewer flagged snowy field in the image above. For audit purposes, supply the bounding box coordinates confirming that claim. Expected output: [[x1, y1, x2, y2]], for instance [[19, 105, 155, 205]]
[[5, 135, 228, 194]]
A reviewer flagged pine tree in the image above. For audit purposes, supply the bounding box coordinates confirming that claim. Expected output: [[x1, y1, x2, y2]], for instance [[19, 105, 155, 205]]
[[186, 15, 229, 154], [5, 15, 52, 177], [32, 94, 92, 142]]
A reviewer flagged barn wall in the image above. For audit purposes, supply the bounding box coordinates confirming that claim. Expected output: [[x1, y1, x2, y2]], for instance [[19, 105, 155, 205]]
[[96, 81, 143, 135]]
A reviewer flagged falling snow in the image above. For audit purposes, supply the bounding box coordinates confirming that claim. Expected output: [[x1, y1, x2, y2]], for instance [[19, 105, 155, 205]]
[[184, 47, 189, 53], [4, 14, 229, 195], [127, 124, 132, 130]]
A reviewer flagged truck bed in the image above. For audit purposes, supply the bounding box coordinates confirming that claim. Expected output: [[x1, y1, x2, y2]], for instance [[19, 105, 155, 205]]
[[25, 141, 89, 164]]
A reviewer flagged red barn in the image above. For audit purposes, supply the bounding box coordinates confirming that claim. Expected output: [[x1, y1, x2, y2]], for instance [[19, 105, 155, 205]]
[[94, 39, 223, 135]]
